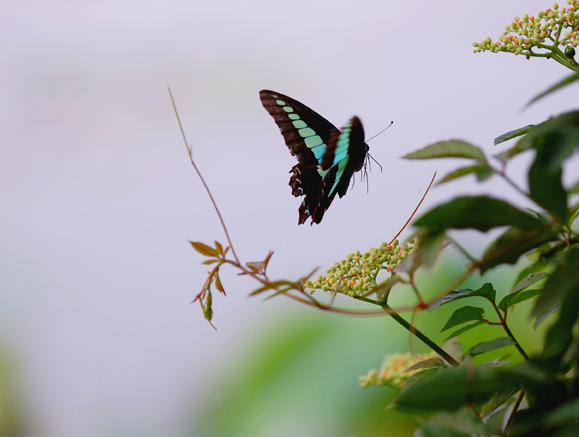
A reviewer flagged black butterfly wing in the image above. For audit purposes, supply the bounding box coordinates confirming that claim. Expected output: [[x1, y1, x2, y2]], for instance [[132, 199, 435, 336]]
[[259, 90, 338, 167], [260, 90, 368, 225], [310, 117, 368, 223]]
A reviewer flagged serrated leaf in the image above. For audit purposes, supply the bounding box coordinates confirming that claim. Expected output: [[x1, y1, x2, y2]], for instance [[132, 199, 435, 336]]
[[429, 283, 496, 310], [444, 320, 485, 341], [498, 289, 541, 311], [494, 125, 535, 145], [513, 259, 549, 288], [414, 196, 545, 232], [440, 306, 485, 333], [191, 241, 218, 257], [437, 165, 495, 185], [480, 227, 557, 274], [513, 272, 549, 293], [464, 337, 515, 358], [404, 140, 486, 161], [527, 72, 579, 106], [404, 358, 446, 373]]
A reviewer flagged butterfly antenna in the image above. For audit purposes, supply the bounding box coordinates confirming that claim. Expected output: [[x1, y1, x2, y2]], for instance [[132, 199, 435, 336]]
[[366, 120, 393, 142]]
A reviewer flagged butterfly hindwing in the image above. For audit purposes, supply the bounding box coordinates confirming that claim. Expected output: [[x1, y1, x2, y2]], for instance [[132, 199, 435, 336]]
[[260, 90, 369, 225], [321, 116, 368, 199]]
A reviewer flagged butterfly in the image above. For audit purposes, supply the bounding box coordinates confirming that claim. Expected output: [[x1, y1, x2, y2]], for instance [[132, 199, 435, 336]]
[[259, 89, 370, 225]]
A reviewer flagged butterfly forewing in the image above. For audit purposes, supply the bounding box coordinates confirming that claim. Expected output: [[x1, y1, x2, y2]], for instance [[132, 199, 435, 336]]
[[259, 90, 338, 167], [259, 90, 369, 225]]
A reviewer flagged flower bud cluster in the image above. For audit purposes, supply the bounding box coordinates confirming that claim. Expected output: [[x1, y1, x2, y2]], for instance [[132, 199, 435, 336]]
[[359, 352, 439, 389], [473, 1, 579, 55], [304, 239, 418, 297]]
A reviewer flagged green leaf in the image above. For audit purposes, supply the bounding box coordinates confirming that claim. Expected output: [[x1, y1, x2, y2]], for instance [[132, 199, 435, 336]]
[[529, 151, 567, 222], [202, 291, 213, 322], [421, 409, 487, 436], [437, 165, 494, 185], [569, 179, 579, 194], [545, 398, 579, 427], [214, 240, 223, 254], [429, 283, 497, 310], [480, 227, 557, 274], [403, 140, 487, 161], [513, 272, 549, 293], [464, 337, 515, 358], [404, 358, 447, 373], [394, 367, 500, 411], [394, 363, 551, 412], [483, 402, 512, 435], [414, 196, 546, 232], [191, 241, 218, 257], [494, 124, 535, 145], [527, 72, 579, 106], [512, 258, 550, 287], [444, 320, 485, 341], [537, 249, 579, 367], [498, 289, 541, 311], [419, 423, 470, 437], [531, 248, 579, 328], [202, 259, 220, 265], [515, 111, 579, 166], [440, 306, 485, 333], [481, 387, 518, 420]]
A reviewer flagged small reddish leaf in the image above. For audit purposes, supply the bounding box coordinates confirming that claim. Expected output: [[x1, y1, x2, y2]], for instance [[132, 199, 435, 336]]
[[191, 241, 218, 257], [214, 271, 225, 294]]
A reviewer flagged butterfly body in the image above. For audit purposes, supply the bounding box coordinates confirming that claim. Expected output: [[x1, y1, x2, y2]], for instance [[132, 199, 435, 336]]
[[259, 90, 369, 225]]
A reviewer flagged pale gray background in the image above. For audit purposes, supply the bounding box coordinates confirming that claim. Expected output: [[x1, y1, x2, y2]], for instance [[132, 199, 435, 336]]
[[1, 0, 576, 435]]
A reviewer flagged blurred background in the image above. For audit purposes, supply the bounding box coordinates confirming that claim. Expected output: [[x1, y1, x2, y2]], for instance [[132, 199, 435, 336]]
[[1, 0, 576, 435]]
